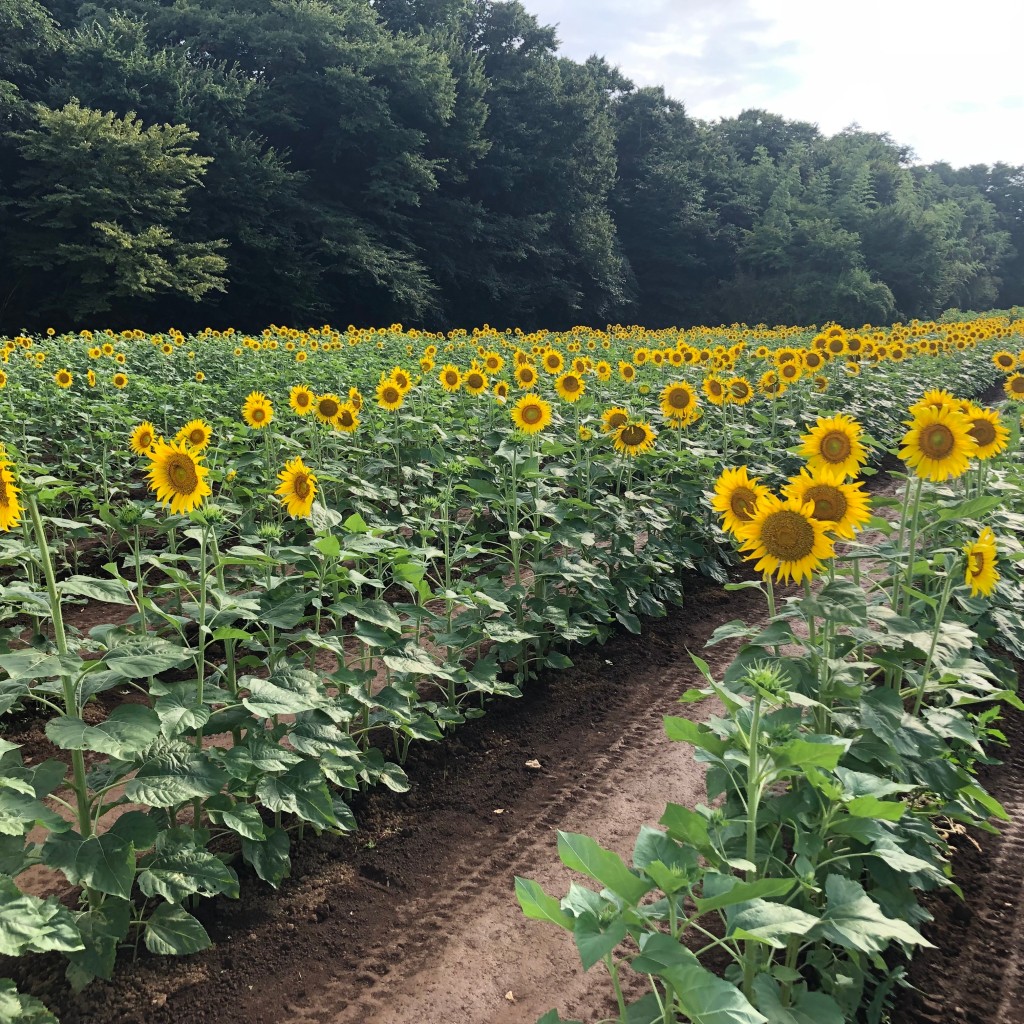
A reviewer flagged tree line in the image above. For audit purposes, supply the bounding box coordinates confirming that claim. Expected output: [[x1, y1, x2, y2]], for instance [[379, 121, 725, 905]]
[[1, 0, 1022, 332]]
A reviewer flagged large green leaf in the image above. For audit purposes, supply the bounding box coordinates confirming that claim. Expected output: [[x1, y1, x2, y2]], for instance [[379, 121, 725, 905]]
[[65, 898, 132, 986], [241, 674, 322, 718], [557, 832, 652, 904], [41, 831, 136, 900], [573, 912, 629, 971], [0, 980, 59, 1024], [0, 876, 83, 957], [45, 704, 161, 760], [58, 575, 135, 605], [695, 877, 796, 915], [241, 826, 291, 888], [144, 903, 211, 956], [814, 874, 932, 954], [154, 684, 211, 738], [255, 761, 337, 828], [138, 830, 239, 903], [125, 744, 227, 807], [751, 976, 843, 1024], [728, 899, 821, 948], [514, 877, 574, 931], [103, 638, 193, 679]]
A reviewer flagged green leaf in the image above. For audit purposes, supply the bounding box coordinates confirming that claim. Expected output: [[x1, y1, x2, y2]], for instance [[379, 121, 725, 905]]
[[728, 899, 821, 948], [537, 1011, 584, 1024], [255, 761, 337, 828], [41, 831, 136, 900], [574, 912, 628, 971], [207, 800, 266, 842], [125, 744, 228, 807], [108, 811, 159, 850], [58, 575, 134, 605], [154, 684, 212, 738], [139, 832, 239, 903], [695, 877, 796, 914], [313, 534, 342, 558], [144, 903, 211, 956], [46, 704, 161, 760], [773, 737, 849, 772], [751, 975, 843, 1024], [0, 980, 60, 1024], [337, 598, 402, 634], [557, 832, 652, 904], [0, 876, 83, 957], [241, 676, 321, 718], [663, 716, 728, 757], [241, 826, 291, 888], [659, 803, 711, 850], [104, 638, 193, 679], [515, 877, 574, 931], [814, 874, 932, 954], [65, 898, 132, 986]]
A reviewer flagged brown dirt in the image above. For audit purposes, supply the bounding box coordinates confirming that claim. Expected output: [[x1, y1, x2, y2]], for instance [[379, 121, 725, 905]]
[[11, 579, 768, 1024]]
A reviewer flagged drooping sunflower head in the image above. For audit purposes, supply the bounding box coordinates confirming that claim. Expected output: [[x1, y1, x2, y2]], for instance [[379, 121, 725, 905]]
[[276, 456, 317, 518], [314, 393, 342, 424], [964, 526, 999, 597], [0, 458, 23, 532], [1004, 373, 1024, 402], [782, 468, 871, 540], [601, 406, 630, 434], [711, 466, 769, 538], [965, 406, 1009, 460], [146, 439, 211, 516], [54, 368, 73, 389], [798, 413, 867, 481], [510, 394, 553, 435], [613, 420, 657, 457], [439, 365, 461, 392], [735, 493, 835, 584], [112, 372, 128, 389], [555, 372, 585, 403], [290, 384, 315, 415], [175, 419, 212, 452], [242, 390, 274, 429], [899, 405, 977, 482]]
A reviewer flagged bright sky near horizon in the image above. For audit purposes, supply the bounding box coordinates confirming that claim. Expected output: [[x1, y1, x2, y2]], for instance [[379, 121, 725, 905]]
[[524, 0, 1024, 168]]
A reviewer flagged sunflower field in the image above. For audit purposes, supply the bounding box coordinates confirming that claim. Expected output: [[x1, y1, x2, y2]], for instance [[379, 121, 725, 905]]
[[1, 314, 1023, 1022]]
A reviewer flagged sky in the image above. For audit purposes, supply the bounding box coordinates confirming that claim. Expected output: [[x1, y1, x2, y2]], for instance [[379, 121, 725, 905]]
[[523, 0, 1024, 168]]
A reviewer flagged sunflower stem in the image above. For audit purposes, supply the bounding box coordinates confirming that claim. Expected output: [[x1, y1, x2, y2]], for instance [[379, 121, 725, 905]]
[[911, 564, 956, 718]]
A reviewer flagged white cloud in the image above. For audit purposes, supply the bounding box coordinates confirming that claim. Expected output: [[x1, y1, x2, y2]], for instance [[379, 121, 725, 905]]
[[526, 0, 1024, 166]]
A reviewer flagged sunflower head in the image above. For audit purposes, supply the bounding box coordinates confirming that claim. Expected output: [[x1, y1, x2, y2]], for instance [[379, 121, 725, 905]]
[[782, 468, 871, 540], [334, 403, 359, 432], [1004, 373, 1024, 402], [276, 456, 317, 518], [129, 421, 157, 456], [290, 385, 315, 415], [464, 370, 488, 395], [377, 380, 405, 410], [899, 406, 977, 482], [54, 369, 73, 389], [711, 466, 769, 537], [510, 394, 552, 434], [146, 439, 211, 515], [660, 381, 697, 419], [965, 406, 1009, 460], [601, 406, 630, 434], [175, 419, 212, 452], [439, 365, 461, 392], [964, 526, 999, 597], [314, 393, 342, 424], [242, 390, 274, 429], [555, 372, 584, 403], [613, 420, 656, 457], [735, 493, 835, 584], [0, 458, 23, 531], [112, 372, 128, 389], [799, 413, 867, 481]]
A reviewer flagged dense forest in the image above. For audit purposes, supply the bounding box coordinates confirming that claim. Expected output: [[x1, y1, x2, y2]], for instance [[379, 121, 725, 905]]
[[1, 0, 1022, 332]]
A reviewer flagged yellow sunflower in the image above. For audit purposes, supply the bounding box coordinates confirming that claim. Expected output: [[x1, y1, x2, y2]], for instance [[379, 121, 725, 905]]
[[964, 527, 999, 597], [555, 372, 585, 403], [783, 469, 871, 540], [735, 493, 834, 584], [334, 403, 359, 433], [601, 406, 630, 434], [510, 394, 553, 434], [112, 372, 128, 389], [146, 440, 211, 515], [129, 422, 157, 455], [613, 420, 657, 457], [464, 369, 488, 396], [439, 365, 462, 392], [290, 384, 315, 416], [0, 371, 7, 389], [618, 361, 637, 382], [242, 391, 274, 429], [542, 350, 564, 374], [349, 386, 363, 412], [909, 388, 957, 416], [899, 406, 977, 482], [758, 370, 785, 398], [314, 393, 343, 425], [376, 379, 405, 411], [175, 419, 213, 452], [514, 364, 538, 389], [965, 406, 1009, 460], [0, 458, 23, 532], [798, 413, 867, 481], [659, 381, 697, 420], [1004, 373, 1024, 402], [54, 368, 73, 389], [993, 351, 1017, 372], [595, 360, 612, 381], [388, 367, 413, 393], [702, 376, 727, 406], [711, 466, 769, 537], [276, 457, 317, 518], [726, 376, 753, 405], [86, 370, 96, 388], [494, 381, 509, 402]]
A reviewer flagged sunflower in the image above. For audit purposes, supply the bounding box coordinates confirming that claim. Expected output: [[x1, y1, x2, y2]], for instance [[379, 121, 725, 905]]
[[542, 350, 564, 374], [112, 372, 128, 389], [0, 458, 23, 532], [439, 365, 462, 392], [758, 370, 785, 397], [964, 527, 999, 597], [783, 469, 871, 540], [101, 342, 115, 356], [494, 381, 509, 402], [194, 371, 206, 383], [660, 381, 697, 420], [614, 420, 657, 457], [993, 351, 1017, 372], [130, 421, 158, 455], [276, 457, 317, 518], [799, 413, 867, 481], [335, 403, 359, 432], [240, 391, 273, 429], [735, 494, 834, 584], [726, 376, 753, 405], [1004, 373, 1024, 402], [349, 386, 363, 412], [965, 406, 1009, 460], [595, 360, 612, 381], [909, 388, 956, 416], [484, 352, 504, 373], [54, 368, 73, 389], [702, 376, 727, 406], [803, 350, 826, 371], [388, 367, 413, 393], [579, 425, 593, 441], [175, 419, 213, 452], [618, 361, 637, 382], [601, 406, 630, 434], [555, 372, 585, 403], [464, 369, 488, 395], [86, 370, 96, 388], [514, 364, 538, 389], [0, 371, 6, 389], [510, 394, 552, 434], [899, 406, 977, 482], [377, 379, 405, 411], [146, 439, 211, 515], [711, 466, 769, 537], [290, 384, 315, 416]]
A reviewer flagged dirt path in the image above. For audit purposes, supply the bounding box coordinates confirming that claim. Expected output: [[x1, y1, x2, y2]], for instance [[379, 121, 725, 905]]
[[18, 580, 768, 1024]]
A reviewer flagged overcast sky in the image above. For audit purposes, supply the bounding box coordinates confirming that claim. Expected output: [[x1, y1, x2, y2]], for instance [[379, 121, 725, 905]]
[[524, 0, 1024, 168]]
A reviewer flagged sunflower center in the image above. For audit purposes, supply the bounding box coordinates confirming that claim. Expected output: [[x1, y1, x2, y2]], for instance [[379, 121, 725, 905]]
[[921, 424, 955, 459], [139, 431, 153, 448], [320, 399, 339, 418], [297, 393, 310, 407], [467, 374, 483, 389], [729, 486, 758, 521], [1011, 377, 1024, 395], [968, 418, 996, 447], [521, 403, 543, 425], [668, 388, 691, 409], [970, 551, 985, 575], [804, 484, 847, 523], [730, 382, 749, 398], [820, 431, 852, 463], [709, 380, 723, 394], [760, 509, 816, 561], [339, 411, 355, 427], [167, 454, 199, 494], [607, 411, 628, 429], [620, 424, 647, 446], [189, 429, 205, 446], [252, 407, 266, 423], [563, 376, 580, 393], [0, 480, 8, 507], [445, 372, 457, 385], [293, 474, 311, 499]]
